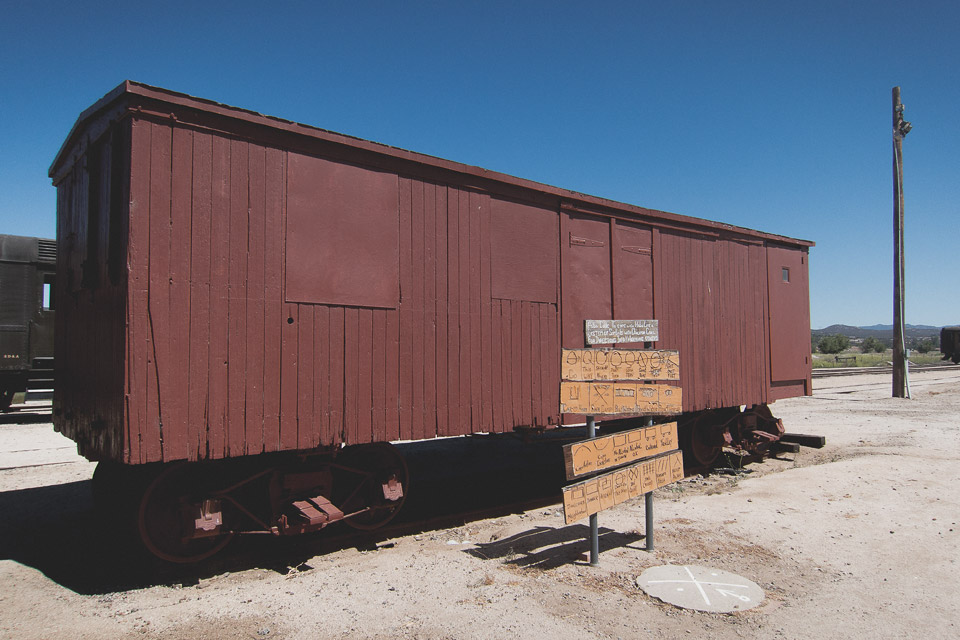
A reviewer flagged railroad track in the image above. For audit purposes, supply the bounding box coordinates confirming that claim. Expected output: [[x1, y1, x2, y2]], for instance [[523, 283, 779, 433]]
[[812, 363, 960, 378]]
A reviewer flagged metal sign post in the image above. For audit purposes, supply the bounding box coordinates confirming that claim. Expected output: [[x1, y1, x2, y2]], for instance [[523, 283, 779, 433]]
[[643, 340, 655, 552], [587, 414, 599, 566], [644, 415, 655, 551]]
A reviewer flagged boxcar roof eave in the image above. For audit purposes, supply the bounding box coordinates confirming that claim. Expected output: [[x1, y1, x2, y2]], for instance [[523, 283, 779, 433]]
[[50, 80, 814, 249]]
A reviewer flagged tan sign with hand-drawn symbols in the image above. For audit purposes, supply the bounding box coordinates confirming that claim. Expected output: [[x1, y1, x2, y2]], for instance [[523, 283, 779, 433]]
[[561, 450, 684, 524], [562, 422, 678, 479], [560, 381, 681, 416], [561, 349, 679, 381]]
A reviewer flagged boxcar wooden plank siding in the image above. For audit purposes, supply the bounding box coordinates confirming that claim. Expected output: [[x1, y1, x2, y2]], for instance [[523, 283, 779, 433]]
[[51, 82, 811, 465]]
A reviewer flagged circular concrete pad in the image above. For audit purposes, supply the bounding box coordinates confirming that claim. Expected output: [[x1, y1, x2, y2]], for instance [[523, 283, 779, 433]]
[[636, 565, 764, 613]]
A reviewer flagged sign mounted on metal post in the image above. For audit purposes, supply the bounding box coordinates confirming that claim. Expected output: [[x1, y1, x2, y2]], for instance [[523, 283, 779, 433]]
[[561, 450, 684, 525], [560, 381, 681, 416], [563, 422, 679, 479], [585, 319, 659, 345], [558, 321, 684, 562], [561, 349, 679, 381]]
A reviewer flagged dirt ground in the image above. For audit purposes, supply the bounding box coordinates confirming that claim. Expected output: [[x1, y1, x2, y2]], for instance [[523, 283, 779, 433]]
[[1, 369, 958, 639]]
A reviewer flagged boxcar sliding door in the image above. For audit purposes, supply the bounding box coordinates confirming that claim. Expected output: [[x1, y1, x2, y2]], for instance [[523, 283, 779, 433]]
[[560, 211, 654, 349]]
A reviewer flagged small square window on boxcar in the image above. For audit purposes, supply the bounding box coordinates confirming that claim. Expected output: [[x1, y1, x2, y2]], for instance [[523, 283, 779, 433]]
[[782, 267, 790, 283]]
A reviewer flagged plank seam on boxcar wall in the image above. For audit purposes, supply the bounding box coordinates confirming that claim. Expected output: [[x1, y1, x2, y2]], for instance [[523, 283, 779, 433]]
[[245, 143, 267, 456], [168, 124, 194, 461], [434, 185, 448, 439], [266, 147, 284, 450], [459, 189, 472, 433], [398, 177, 413, 442], [424, 182, 438, 441], [358, 307, 374, 444], [479, 193, 492, 433], [411, 179, 425, 441], [760, 244, 770, 403], [146, 120, 172, 463], [127, 120, 147, 462], [447, 188, 459, 436], [227, 139, 250, 458]]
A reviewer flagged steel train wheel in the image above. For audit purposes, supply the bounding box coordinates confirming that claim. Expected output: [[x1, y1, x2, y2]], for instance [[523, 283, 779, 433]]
[[334, 442, 409, 531], [679, 410, 735, 469], [137, 462, 234, 564], [681, 424, 722, 468]]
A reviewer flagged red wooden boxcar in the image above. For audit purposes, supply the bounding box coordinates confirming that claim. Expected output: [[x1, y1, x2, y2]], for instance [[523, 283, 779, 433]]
[[50, 81, 813, 561]]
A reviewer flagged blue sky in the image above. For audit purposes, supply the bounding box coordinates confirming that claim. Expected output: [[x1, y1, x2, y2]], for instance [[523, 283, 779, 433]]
[[1, 1, 957, 329]]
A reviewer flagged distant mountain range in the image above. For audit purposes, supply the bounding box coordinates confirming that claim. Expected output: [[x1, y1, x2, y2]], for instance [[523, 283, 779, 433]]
[[856, 324, 940, 331], [812, 324, 943, 340]]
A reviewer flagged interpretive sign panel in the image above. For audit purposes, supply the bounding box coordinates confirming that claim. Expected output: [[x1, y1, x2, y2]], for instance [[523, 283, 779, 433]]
[[560, 381, 681, 416], [562, 422, 678, 479], [561, 450, 684, 524], [585, 319, 659, 345], [561, 349, 679, 381]]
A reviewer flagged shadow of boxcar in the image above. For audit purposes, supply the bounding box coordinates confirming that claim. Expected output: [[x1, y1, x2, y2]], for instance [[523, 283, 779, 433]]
[[0, 429, 584, 593]]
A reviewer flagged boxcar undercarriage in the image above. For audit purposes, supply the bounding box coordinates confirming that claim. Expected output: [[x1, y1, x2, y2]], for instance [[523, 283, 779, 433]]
[[91, 404, 789, 563]]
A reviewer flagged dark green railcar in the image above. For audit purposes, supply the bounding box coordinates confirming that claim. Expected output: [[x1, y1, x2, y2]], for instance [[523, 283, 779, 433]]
[[0, 234, 55, 409]]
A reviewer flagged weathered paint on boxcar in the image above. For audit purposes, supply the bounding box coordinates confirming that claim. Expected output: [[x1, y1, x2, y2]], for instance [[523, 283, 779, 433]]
[[50, 81, 813, 464]]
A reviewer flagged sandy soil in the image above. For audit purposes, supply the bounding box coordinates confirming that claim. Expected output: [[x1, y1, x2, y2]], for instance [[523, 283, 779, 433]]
[[1, 370, 958, 639]]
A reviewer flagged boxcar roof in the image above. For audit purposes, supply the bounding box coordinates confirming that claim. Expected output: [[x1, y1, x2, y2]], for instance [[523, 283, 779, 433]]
[[51, 80, 813, 248]]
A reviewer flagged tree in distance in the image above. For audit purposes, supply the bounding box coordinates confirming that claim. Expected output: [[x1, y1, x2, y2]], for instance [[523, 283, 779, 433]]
[[915, 338, 936, 354], [860, 336, 887, 353], [817, 334, 850, 354]]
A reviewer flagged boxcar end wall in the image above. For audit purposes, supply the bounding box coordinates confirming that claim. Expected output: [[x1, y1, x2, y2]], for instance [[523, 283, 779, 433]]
[[49, 81, 813, 465]]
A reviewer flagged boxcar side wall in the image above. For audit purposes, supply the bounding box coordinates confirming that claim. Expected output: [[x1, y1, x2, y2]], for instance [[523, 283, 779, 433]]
[[122, 115, 561, 463], [51, 85, 813, 465]]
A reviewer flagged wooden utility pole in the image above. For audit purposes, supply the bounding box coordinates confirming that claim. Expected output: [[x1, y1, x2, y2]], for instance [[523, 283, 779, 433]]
[[892, 87, 911, 398]]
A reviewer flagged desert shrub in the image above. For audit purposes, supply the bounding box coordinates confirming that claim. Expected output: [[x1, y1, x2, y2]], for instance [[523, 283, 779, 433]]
[[817, 334, 850, 354]]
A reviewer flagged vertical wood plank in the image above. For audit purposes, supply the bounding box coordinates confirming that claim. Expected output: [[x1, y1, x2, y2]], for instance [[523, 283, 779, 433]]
[[458, 190, 472, 432], [410, 180, 425, 440], [280, 303, 299, 450], [530, 304, 543, 425], [297, 305, 315, 449], [207, 135, 231, 458], [479, 193, 492, 431], [358, 308, 374, 443], [385, 308, 400, 441], [314, 305, 332, 444], [548, 302, 560, 424], [491, 298, 504, 433], [434, 186, 448, 437], [227, 139, 249, 457], [329, 308, 346, 441], [422, 183, 437, 440], [344, 307, 360, 444], [262, 148, 284, 452], [446, 189, 460, 434], [510, 300, 523, 427], [167, 125, 193, 461], [127, 119, 151, 463], [372, 309, 387, 442], [538, 304, 550, 425], [398, 177, 413, 441], [468, 191, 482, 430], [187, 131, 212, 459], [500, 300, 515, 429], [521, 301, 534, 426], [147, 121, 171, 462], [245, 144, 266, 455]]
